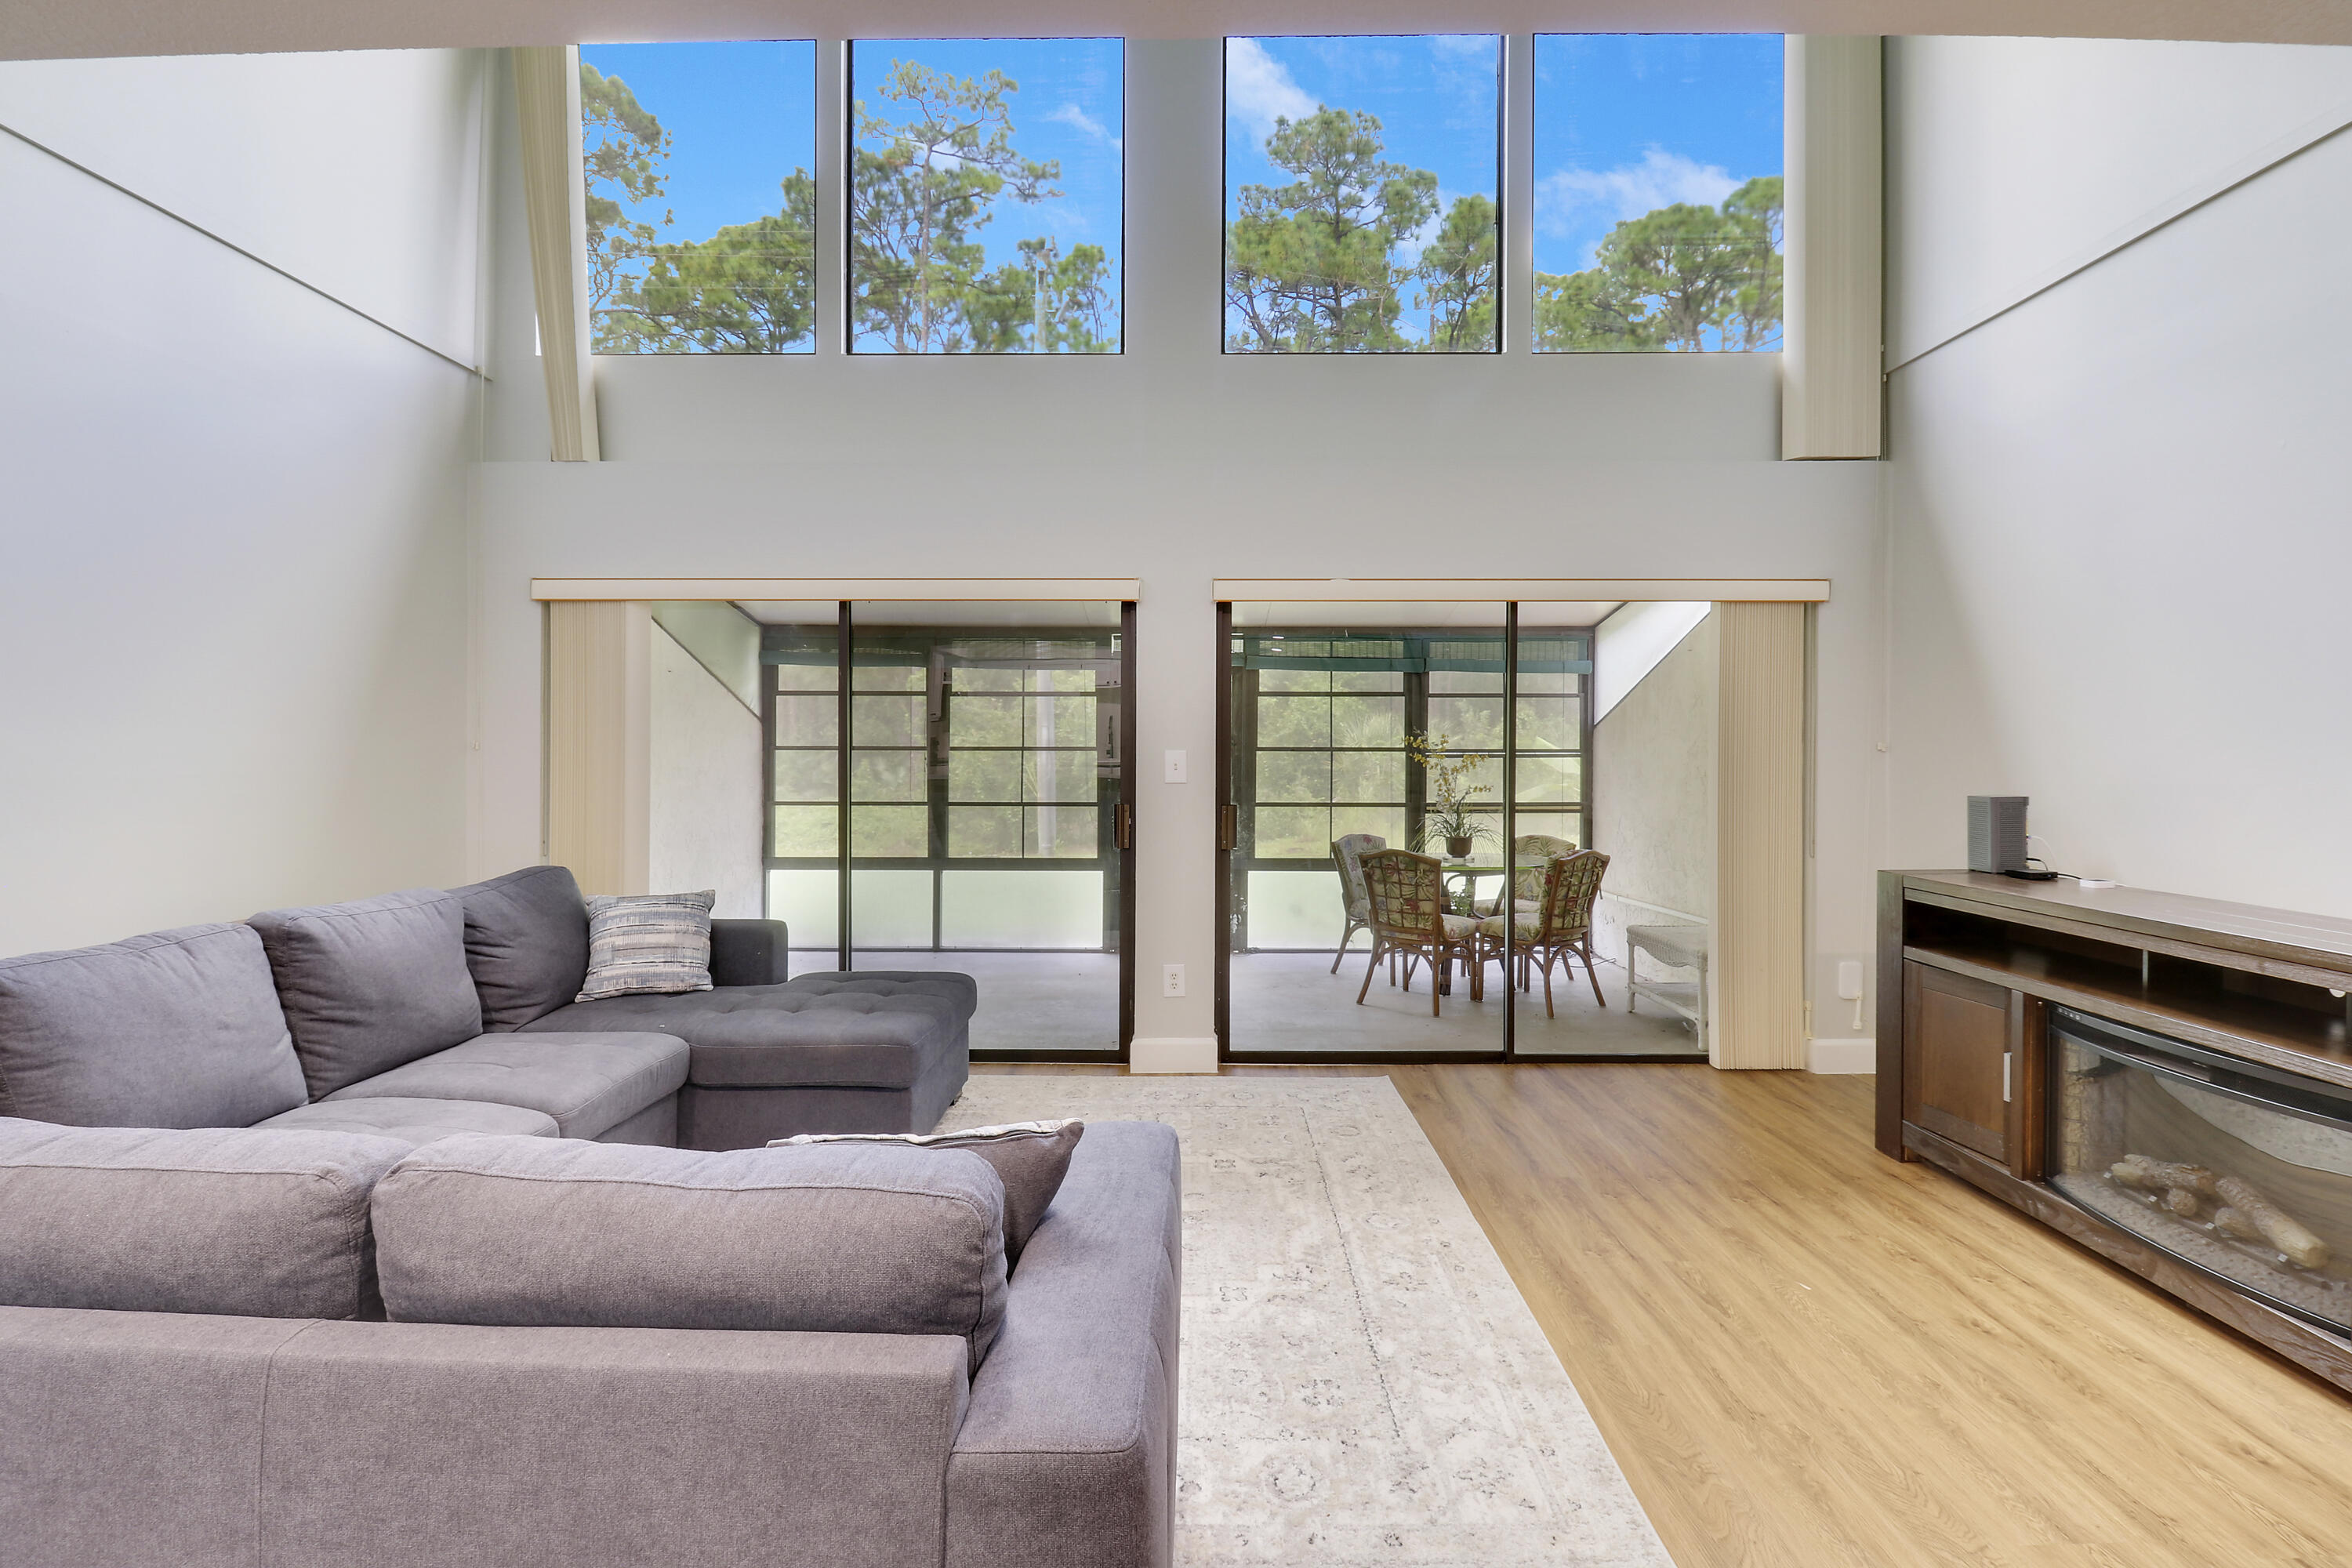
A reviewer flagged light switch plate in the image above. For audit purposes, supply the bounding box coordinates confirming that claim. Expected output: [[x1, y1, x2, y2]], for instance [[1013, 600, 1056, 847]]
[[1163, 750, 1187, 784]]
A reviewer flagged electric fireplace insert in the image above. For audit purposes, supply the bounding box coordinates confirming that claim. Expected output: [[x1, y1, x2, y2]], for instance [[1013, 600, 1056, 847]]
[[2051, 1007, 2352, 1336]]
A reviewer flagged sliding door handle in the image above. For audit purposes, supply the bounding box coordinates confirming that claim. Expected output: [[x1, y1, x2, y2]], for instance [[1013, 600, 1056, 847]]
[[1115, 802, 1134, 851], [1218, 803, 1239, 852]]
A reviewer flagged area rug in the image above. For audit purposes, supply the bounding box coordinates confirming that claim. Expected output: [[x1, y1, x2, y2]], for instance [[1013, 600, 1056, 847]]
[[941, 1075, 1672, 1567]]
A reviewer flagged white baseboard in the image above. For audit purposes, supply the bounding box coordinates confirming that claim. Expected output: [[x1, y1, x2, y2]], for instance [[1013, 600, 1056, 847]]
[[1129, 1036, 1220, 1074], [1807, 1038, 1876, 1075]]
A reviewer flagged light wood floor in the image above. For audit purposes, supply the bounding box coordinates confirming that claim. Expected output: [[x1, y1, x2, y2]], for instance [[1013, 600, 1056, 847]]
[[978, 1062, 2352, 1566]]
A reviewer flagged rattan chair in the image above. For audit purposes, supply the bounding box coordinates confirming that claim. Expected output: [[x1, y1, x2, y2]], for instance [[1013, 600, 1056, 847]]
[[1487, 833, 1578, 916], [1357, 848, 1484, 1014], [1478, 848, 1610, 1016], [1327, 833, 1387, 974]]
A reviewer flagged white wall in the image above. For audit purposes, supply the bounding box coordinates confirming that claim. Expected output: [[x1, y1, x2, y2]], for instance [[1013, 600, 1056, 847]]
[[648, 622, 764, 917], [1591, 612, 1715, 968], [0, 52, 486, 953], [0, 51, 488, 368], [471, 40, 1886, 1054], [1882, 38, 2352, 914]]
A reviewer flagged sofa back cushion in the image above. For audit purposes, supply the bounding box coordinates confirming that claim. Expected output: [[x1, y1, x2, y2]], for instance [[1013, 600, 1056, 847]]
[[0, 1117, 407, 1319], [449, 866, 590, 1030], [0, 924, 307, 1128], [373, 1135, 1009, 1366], [249, 890, 482, 1100]]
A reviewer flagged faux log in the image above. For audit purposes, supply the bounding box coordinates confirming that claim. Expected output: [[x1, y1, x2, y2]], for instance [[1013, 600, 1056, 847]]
[[2214, 1176, 2331, 1270]]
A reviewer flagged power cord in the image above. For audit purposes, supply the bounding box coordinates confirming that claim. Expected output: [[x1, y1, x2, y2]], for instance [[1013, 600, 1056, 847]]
[[2015, 836, 2118, 889]]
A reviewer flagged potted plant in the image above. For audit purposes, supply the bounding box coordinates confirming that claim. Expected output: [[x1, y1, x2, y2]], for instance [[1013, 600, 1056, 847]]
[[1405, 733, 1496, 860]]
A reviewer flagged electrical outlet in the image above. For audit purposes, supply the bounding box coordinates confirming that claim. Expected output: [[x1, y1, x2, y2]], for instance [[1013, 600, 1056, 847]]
[[1161, 964, 1186, 998], [1163, 750, 1187, 784], [1835, 960, 1864, 1001]]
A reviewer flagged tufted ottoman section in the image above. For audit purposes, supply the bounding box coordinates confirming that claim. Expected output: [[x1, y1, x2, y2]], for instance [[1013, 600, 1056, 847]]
[[779, 971, 978, 1023], [517, 971, 975, 1149]]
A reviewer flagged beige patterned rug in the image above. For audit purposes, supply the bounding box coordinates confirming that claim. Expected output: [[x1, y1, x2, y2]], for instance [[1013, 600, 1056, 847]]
[[942, 1075, 1672, 1567]]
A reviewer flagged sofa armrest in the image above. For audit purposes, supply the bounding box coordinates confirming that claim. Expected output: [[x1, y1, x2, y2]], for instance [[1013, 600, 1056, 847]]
[[946, 1121, 1181, 1568], [709, 918, 789, 986]]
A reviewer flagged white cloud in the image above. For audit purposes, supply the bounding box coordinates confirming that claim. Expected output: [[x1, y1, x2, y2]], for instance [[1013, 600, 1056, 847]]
[[1428, 34, 1496, 58], [1225, 38, 1317, 142], [1535, 147, 1739, 258], [1045, 101, 1121, 151]]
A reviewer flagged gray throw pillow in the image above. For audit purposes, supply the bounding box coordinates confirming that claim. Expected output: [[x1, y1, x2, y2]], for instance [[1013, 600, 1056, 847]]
[[773, 1120, 1083, 1261], [577, 891, 716, 1001]]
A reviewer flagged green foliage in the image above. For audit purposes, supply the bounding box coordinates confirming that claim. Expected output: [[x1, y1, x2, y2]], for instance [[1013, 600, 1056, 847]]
[[966, 238, 1119, 354], [601, 176, 818, 353], [1535, 174, 1784, 353], [852, 61, 1094, 354], [579, 63, 673, 322], [1413, 194, 1500, 353], [583, 60, 818, 354], [1404, 732, 1498, 850], [1225, 108, 1456, 353]]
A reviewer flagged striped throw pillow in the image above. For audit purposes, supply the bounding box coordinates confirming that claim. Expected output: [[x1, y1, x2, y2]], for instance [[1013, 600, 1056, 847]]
[[575, 891, 716, 1001]]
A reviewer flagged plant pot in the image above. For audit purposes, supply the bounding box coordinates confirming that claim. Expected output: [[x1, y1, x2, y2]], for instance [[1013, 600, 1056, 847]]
[[1445, 835, 1473, 859]]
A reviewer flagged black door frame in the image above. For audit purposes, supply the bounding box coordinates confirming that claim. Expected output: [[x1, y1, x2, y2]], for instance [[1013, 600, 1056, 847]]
[[1214, 599, 1686, 1065], [785, 598, 1137, 1064]]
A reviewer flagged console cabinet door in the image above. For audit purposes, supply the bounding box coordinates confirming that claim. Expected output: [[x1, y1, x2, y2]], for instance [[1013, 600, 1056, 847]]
[[1903, 962, 2015, 1163]]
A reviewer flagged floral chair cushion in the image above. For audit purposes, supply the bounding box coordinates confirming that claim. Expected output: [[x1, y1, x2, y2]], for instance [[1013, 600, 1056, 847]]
[[1331, 833, 1387, 921]]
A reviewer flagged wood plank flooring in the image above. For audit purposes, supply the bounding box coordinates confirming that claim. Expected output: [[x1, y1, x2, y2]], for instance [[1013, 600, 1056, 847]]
[[978, 1062, 2352, 1566]]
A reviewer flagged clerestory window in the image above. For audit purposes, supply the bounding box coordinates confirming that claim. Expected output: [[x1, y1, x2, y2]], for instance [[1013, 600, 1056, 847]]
[[578, 41, 819, 354], [1222, 35, 1504, 354], [848, 38, 1124, 354]]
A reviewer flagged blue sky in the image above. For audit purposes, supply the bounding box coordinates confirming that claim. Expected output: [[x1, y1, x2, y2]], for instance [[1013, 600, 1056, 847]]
[[851, 37, 1124, 297], [1224, 34, 1502, 345], [579, 42, 817, 248], [1532, 34, 1783, 274]]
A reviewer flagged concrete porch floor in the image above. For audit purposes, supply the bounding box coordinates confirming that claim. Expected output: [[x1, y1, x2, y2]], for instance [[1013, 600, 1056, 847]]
[[821, 945, 1700, 1057]]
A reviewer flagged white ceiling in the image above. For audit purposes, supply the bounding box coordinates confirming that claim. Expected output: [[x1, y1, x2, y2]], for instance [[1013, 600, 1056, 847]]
[[7, 2, 2350, 62]]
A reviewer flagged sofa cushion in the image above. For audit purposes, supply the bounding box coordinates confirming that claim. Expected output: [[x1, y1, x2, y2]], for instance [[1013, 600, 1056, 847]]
[[249, 889, 482, 1100], [448, 865, 590, 1031], [254, 1097, 561, 1143], [524, 981, 963, 1091], [372, 1136, 1008, 1366], [578, 890, 716, 1001], [0, 924, 307, 1128], [324, 1033, 688, 1139], [0, 1117, 406, 1319], [775, 1120, 1083, 1261]]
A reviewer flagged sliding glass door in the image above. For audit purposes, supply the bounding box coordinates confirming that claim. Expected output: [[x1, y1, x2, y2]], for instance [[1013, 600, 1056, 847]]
[[760, 598, 1134, 1059], [1218, 602, 1509, 1058], [1218, 598, 1708, 1062]]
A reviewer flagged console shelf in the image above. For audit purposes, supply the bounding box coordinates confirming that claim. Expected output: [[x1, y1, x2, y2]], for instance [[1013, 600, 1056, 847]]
[[1878, 871, 2352, 1393]]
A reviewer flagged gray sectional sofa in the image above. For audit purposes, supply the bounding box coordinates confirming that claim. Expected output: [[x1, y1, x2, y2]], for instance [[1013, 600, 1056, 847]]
[[0, 868, 1180, 1566], [0, 1116, 1182, 1568], [0, 863, 973, 1149]]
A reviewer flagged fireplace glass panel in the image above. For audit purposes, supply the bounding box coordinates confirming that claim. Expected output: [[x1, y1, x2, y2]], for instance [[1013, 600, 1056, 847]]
[[2051, 1009, 2352, 1334]]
